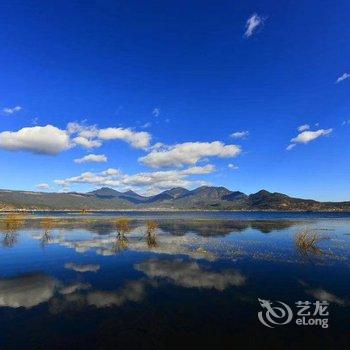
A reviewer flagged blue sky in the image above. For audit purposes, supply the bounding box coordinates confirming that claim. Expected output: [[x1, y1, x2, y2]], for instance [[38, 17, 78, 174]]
[[0, 0, 349, 201]]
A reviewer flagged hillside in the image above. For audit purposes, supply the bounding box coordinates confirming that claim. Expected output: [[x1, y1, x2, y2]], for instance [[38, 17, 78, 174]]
[[0, 187, 349, 211]]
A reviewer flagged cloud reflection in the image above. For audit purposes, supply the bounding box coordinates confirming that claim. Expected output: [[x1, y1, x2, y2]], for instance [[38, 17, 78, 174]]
[[65, 262, 100, 273], [135, 258, 246, 291], [0, 273, 57, 308]]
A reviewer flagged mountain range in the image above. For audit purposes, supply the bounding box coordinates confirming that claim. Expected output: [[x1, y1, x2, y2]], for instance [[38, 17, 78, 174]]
[[0, 186, 349, 211]]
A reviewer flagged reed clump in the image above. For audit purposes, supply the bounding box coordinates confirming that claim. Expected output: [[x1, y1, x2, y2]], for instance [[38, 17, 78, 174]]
[[3, 213, 26, 232], [40, 218, 54, 246], [115, 217, 132, 237], [146, 220, 158, 248], [295, 230, 322, 255]]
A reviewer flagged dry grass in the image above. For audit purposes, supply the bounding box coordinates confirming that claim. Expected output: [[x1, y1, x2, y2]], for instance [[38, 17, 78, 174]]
[[115, 217, 132, 237], [41, 218, 54, 232], [0, 214, 26, 248], [2, 214, 26, 232], [146, 220, 158, 248], [40, 218, 54, 246], [295, 230, 322, 255]]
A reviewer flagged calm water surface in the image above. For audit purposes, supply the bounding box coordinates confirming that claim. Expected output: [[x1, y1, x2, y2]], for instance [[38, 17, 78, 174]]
[[0, 212, 350, 349]]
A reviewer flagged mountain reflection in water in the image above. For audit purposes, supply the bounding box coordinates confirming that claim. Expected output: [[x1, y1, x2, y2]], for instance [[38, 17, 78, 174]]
[[0, 214, 350, 349]]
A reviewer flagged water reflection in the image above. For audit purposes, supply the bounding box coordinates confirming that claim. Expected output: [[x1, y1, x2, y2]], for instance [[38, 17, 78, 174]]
[[0, 273, 57, 309], [65, 263, 100, 273], [0, 214, 25, 248], [0, 217, 299, 237], [0, 215, 350, 348], [135, 258, 246, 291]]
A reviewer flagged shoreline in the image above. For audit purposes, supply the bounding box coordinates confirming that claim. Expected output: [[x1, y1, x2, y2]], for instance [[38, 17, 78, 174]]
[[1, 209, 350, 213]]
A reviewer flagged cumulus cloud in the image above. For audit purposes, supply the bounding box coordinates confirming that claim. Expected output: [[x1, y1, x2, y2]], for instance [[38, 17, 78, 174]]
[[135, 258, 246, 291], [336, 73, 350, 84], [98, 127, 151, 149], [0, 122, 152, 155], [297, 124, 310, 132], [36, 183, 50, 190], [0, 125, 71, 155], [2, 106, 22, 115], [0, 273, 57, 308], [64, 262, 100, 273], [74, 154, 107, 164], [140, 141, 241, 168], [55, 165, 215, 193], [287, 128, 332, 150], [230, 131, 249, 139], [244, 14, 264, 38]]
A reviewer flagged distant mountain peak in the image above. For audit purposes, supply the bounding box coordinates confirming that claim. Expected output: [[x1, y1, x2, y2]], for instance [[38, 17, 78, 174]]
[[123, 190, 139, 195], [89, 187, 122, 197]]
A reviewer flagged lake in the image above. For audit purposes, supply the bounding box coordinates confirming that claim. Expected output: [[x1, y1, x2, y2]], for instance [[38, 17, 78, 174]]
[[0, 212, 349, 349]]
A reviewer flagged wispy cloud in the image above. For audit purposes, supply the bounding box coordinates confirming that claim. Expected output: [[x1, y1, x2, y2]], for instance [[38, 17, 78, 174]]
[[297, 124, 310, 132], [74, 154, 107, 164], [2, 106, 22, 115], [228, 163, 239, 170], [287, 127, 333, 150], [35, 183, 50, 190], [335, 73, 350, 84], [244, 14, 264, 38], [230, 130, 249, 139], [152, 108, 160, 117]]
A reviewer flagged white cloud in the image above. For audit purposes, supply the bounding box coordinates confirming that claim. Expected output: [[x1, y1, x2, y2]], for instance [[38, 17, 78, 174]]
[[286, 144, 296, 151], [230, 130, 249, 139], [55, 168, 121, 188], [2, 106, 22, 115], [0, 122, 152, 155], [291, 129, 332, 144], [36, 183, 50, 190], [72, 136, 102, 149], [98, 127, 151, 149], [297, 124, 310, 132], [55, 165, 215, 194], [336, 73, 350, 84], [67, 122, 151, 149], [74, 154, 107, 164], [140, 141, 241, 168], [228, 163, 239, 170], [244, 14, 264, 38], [135, 258, 246, 291], [341, 120, 350, 126], [0, 125, 71, 155], [287, 128, 332, 150], [152, 108, 160, 117]]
